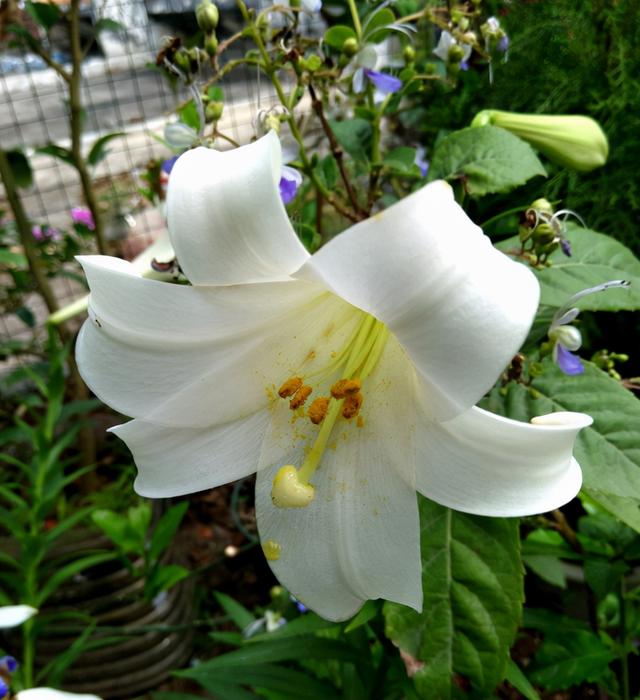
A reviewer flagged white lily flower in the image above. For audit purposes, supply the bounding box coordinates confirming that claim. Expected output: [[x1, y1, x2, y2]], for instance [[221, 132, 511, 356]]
[[0, 605, 37, 629], [75, 132, 592, 621], [15, 691, 101, 700]]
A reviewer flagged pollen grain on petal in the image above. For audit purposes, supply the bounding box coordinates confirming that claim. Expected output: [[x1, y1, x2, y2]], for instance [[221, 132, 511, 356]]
[[290, 384, 312, 409], [342, 392, 363, 419], [278, 376, 303, 398], [262, 539, 282, 561], [308, 397, 330, 424]]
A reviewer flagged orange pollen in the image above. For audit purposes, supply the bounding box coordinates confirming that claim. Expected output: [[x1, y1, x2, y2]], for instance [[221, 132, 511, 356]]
[[330, 378, 362, 399], [278, 377, 303, 398], [342, 392, 363, 419], [290, 385, 312, 409], [308, 397, 330, 425]]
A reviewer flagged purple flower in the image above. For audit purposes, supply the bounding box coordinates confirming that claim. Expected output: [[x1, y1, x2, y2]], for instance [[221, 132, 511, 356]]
[[279, 165, 302, 205], [560, 238, 572, 257], [498, 35, 510, 53], [0, 655, 17, 674], [415, 147, 429, 178], [363, 69, 402, 95], [555, 344, 584, 375], [460, 61, 469, 71], [0, 677, 7, 700], [32, 225, 62, 242], [71, 206, 95, 230], [32, 225, 44, 241], [161, 156, 180, 175]]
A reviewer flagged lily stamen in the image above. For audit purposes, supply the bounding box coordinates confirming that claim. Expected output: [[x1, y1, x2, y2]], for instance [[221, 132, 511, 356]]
[[278, 376, 303, 398]]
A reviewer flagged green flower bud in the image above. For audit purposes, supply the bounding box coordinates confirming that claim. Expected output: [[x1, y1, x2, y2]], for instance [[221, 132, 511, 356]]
[[174, 49, 191, 72], [403, 45, 416, 63], [471, 110, 609, 172], [196, 0, 219, 32], [204, 33, 218, 56], [342, 37, 359, 57], [424, 62, 437, 75], [532, 223, 557, 246], [448, 44, 466, 63], [529, 198, 554, 216], [205, 101, 224, 122]]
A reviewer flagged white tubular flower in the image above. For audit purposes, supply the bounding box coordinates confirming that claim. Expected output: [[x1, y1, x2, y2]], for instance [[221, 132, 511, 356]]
[[0, 605, 37, 629], [76, 131, 592, 622]]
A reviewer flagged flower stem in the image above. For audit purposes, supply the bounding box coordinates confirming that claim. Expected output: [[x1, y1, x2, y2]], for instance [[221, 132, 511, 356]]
[[346, 0, 362, 39]]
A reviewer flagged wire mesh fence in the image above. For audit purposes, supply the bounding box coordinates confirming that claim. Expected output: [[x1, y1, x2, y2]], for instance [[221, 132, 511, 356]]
[[0, 0, 291, 356]]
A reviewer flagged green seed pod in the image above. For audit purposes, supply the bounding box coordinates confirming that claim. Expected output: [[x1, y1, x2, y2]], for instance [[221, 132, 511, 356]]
[[204, 32, 218, 56], [205, 101, 224, 122], [403, 45, 416, 63], [532, 222, 556, 245], [342, 37, 359, 57], [196, 0, 219, 32], [448, 43, 466, 63]]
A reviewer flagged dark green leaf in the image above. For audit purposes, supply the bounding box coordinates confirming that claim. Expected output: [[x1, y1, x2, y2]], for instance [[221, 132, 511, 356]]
[[25, 1, 61, 31], [584, 559, 629, 598], [0, 248, 28, 267], [248, 612, 335, 642], [344, 599, 379, 633], [214, 591, 256, 631], [15, 306, 36, 328], [146, 564, 189, 598], [37, 552, 116, 605], [523, 555, 567, 588], [207, 85, 224, 101], [383, 498, 523, 699], [36, 144, 75, 167], [362, 7, 395, 41], [329, 118, 372, 162], [382, 147, 420, 176], [87, 132, 124, 167], [6, 149, 33, 188], [505, 659, 541, 700], [178, 100, 201, 133], [93, 17, 124, 32], [323, 25, 357, 50], [428, 126, 546, 195], [149, 500, 188, 562]]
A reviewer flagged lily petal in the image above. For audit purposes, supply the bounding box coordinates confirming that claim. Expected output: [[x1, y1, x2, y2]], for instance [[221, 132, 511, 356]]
[[167, 131, 309, 285], [256, 336, 422, 621], [15, 691, 101, 700], [295, 181, 540, 420], [0, 604, 37, 628], [110, 410, 269, 497], [415, 406, 592, 516]]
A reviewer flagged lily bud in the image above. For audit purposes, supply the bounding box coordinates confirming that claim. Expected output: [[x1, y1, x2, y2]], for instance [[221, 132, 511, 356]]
[[196, 0, 219, 32], [471, 110, 609, 172]]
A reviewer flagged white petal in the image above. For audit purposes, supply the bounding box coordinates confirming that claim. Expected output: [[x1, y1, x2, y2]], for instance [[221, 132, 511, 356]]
[[433, 30, 455, 62], [110, 410, 269, 497], [77, 278, 358, 428], [15, 691, 101, 700], [295, 181, 540, 420], [0, 604, 37, 628], [166, 132, 309, 285], [415, 406, 592, 516], [255, 336, 422, 621]]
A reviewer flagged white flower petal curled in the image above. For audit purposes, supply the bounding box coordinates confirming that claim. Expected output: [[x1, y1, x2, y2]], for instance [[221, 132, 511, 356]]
[[77, 132, 592, 621], [0, 604, 37, 628]]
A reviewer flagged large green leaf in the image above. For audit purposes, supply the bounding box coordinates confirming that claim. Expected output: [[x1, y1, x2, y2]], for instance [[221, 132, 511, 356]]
[[383, 498, 523, 699], [499, 225, 640, 310], [25, 1, 61, 31], [428, 126, 546, 196], [87, 131, 124, 167], [329, 118, 372, 162], [487, 360, 640, 531]]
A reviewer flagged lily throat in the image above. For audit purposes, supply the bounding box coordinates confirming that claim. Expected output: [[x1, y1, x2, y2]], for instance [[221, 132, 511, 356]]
[[271, 312, 389, 509]]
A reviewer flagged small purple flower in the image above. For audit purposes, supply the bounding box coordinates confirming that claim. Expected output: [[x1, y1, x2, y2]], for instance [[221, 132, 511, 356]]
[[32, 225, 44, 241], [0, 677, 7, 700], [414, 147, 429, 178], [0, 656, 17, 674], [548, 280, 630, 375], [279, 165, 302, 205], [498, 35, 510, 53], [363, 69, 402, 95], [32, 225, 62, 242], [459, 61, 469, 71], [555, 344, 584, 375], [161, 155, 180, 176], [71, 207, 95, 231], [560, 238, 572, 257]]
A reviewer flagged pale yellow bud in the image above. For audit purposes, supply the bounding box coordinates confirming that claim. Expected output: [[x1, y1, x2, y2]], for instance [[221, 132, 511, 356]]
[[471, 110, 609, 172]]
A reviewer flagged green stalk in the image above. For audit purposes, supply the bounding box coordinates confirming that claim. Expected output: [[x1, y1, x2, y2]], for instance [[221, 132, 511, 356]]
[[346, 0, 362, 39]]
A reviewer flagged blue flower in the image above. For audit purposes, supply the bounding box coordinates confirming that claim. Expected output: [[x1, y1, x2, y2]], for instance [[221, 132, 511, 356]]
[[548, 280, 630, 375], [0, 677, 7, 700], [414, 147, 429, 178], [0, 656, 17, 674], [363, 69, 402, 95], [279, 165, 303, 204]]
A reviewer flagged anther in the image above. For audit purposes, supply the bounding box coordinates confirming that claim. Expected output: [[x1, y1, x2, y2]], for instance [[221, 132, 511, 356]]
[[290, 385, 312, 409], [342, 392, 363, 419], [330, 378, 362, 399], [278, 377, 303, 398], [308, 397, 330, 425]]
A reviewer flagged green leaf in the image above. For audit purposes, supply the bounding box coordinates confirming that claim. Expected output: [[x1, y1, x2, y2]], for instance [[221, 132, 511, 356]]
[[37, 552, 115, 605], [382, 147, 420, 176], [93, 17, 124, 32], [207, 85, 224, 101], [176, 636, 365, 676], [314, 155, 338, 190], [329, 118, 372, 162], [214, 591, 256, 631], [6, 149, 33, 188], [344, 599, 379, 633], [363, 7, 395, 39], [583, 559, 629, 598], [36, 144, 75, 167], [25, 1, 61, 31], [523, 554, 567, 588], [0, 248, 28, 267], [383, 498, 523, 699], [500, 225, 640, 310], [15, 306, 36, 328], [428, 126, 546, 196], [529, 629, 615, 690], [496, 360, 640, 531], [505, 659, 541, 700], [178, 100, 201, 132], [87, 132, 124, 167], [248, 612, 335, 642], [149, 500, 188, 562], [146, 564, 189, 597], [323, 25, 357, 50]]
